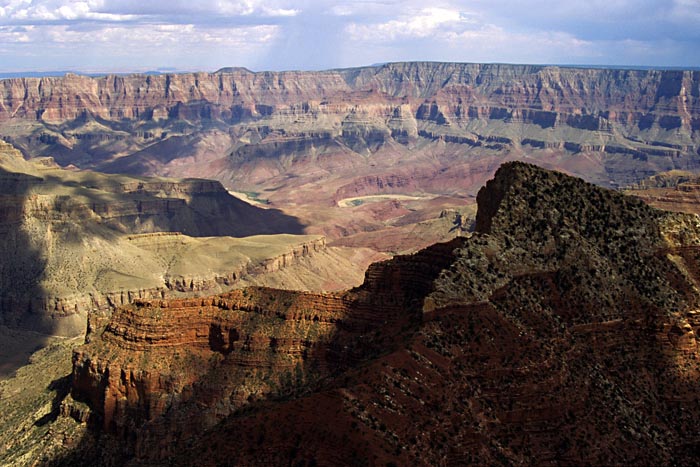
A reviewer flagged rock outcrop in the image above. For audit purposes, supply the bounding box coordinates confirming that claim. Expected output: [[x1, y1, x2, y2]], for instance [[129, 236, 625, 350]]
[[0, 140, 375, 337], [60, 162, 700, 466]]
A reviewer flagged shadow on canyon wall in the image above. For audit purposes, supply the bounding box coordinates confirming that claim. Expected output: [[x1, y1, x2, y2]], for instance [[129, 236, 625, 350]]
[[0, 161, 307, 379], [46, 251, 700, 466], [45, 239, 458, 466], [45, 164, 700, 466], [0, 166, 52, 379]]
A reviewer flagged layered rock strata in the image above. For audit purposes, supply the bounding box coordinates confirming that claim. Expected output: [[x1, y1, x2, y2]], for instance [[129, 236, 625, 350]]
[[68, 240, 458, 460], [1, 62, 698, 189], [63, 162, 700, 466], [0, 140, 350, 336]]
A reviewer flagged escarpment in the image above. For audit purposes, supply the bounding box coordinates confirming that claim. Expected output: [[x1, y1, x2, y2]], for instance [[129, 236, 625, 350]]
[[61, 162, 700, 466], [0, 140, 372, 336], [1, 62, 698, 192], [2, 64, 698, 136], [67, 239, 459, 460]]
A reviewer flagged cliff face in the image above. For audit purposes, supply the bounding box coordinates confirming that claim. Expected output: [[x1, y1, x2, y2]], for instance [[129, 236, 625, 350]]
[[2, 64, 698, 135], [61, 162, 700, 466], [3, 63, 697, 254], [0, 140, 348, 337], [1, 63, 698, 189]]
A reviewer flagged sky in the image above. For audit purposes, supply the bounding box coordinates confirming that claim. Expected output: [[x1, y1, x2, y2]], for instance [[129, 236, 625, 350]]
[[0, 0, 698, 73]]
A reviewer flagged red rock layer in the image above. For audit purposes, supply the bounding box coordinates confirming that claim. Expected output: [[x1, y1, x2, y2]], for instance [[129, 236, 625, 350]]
[[1, 63, 698, 182], [68, 239, 459, 458], [2, 65, 697, 132], [63, 163, 700, 466]]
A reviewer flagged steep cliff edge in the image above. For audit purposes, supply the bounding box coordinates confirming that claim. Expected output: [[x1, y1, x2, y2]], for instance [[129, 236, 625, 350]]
[[55, 162, 700, 466], [3, 63, 697, 253], [0, 140, 378, 338], [2, 64, 698, 148]]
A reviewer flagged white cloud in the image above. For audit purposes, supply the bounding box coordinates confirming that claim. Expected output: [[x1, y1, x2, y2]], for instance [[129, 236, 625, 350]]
[[0, 0, 697, 72], [329, 4, 353, 16], [328, 1, 405, 17], [0, 25, 31, 43], [43, 22, 278, 48], [213, 0, 299, 17], [0, 0, 138, 22], [347, 7, 468, 41], [0, 0, 30, 18], [446, 28, 596, 63], [0, 0, 300, 24], [671, 0, 700, 22]]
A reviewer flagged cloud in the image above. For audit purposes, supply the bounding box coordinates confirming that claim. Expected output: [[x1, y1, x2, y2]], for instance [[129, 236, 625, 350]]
[[0, 0, 293, 71], [343, 4, 594, 62], [670, 0, 700, 26], [0, 0, 300, 25], [340, 0, 699, 67], [0, 0, 697, 72], [465, 0, 699, 42], [346, 7, 468, 41], [42, 22, 277, 49], [0, 25, 32, 43], [201, 1, 299, 17]]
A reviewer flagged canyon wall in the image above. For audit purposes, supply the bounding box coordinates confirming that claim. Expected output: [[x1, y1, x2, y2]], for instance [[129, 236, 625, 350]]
[[0, 62, 698, 190], [3, 62, 699, 252], [0, 140, 337, 337], [61, 162, 700, 466], [2, 64, 698, 137]]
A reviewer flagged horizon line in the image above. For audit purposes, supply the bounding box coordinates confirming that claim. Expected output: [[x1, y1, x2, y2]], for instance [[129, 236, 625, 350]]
[[2, 61, 700, 79]]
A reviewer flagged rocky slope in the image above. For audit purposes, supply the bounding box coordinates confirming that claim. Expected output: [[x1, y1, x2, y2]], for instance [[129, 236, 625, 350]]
[[1, 62, 698, 251], [0, 139, 382, 341], [48, 162, 700, 466], [625, 169, 700, 215], [0, 332, 83, 466]]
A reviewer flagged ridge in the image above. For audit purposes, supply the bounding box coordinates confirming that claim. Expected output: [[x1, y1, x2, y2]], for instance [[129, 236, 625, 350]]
[[47, 162, 700, 466]]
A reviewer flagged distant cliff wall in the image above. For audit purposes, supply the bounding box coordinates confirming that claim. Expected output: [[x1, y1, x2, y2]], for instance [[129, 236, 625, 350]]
[[0, 63, 698, 186], [1, 64, 698, 133]]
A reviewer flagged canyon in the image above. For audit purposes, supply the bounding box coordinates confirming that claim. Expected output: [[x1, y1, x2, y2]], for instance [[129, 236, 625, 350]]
[[1, 62, 700, 465], [13, 162, 695, 466], [0, 62, 698, 249], [0, 138, 383, 382]]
